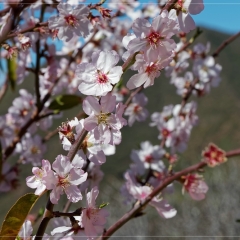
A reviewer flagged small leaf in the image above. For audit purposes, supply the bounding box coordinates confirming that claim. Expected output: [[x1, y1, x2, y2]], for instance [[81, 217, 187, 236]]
[[99, 202, 109, 209], [7, 56, 17, 91], [236, 219, 240, 223], [0, 193, 40, 240], [49, 94, 82, 111]]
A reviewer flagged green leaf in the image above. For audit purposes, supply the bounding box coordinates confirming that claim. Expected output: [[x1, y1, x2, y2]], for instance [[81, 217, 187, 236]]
[[7, 56, 17, 91], [99, 202, 109, 209], [49, 94, 82, 111], [0, 193, 40, 240]]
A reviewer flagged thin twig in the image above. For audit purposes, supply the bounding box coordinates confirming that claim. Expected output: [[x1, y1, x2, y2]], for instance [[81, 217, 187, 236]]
[[2, 22, 48, 42], [124, 86, 143, 107], [212, 32, 240, 58]]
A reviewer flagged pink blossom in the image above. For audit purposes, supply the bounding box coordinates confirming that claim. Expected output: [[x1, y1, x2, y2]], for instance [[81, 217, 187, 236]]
[[123, 172, 177, 218], [83, 93, 126, 145], [170, 0, 204, 33], [26, 159, 55, 195], [82, 187, 109, 238], [48, 3, 90, 42], [182, 173, 208, 200], [127, 53, 172, 89], [48, 155, 87, 204], [125, 10, 179, 61], [77, 50, 123, 96], [124, 93, 149, 126]]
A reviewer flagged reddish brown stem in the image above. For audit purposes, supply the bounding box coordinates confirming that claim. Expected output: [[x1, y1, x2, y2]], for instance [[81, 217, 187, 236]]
[[3, 22, 48, 42], [212, 32, 240, 58]]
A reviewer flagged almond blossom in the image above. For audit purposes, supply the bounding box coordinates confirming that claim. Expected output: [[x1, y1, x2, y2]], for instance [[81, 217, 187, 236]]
[[124, 93, 149, 126], [26, 159, 56, 195], [126, 53, 173, 90], [202, 143, 227, 167], [182, 173, 208, 200], [83, 93, 127, 145], [59, 118, 107, 165], [48, 3, 90, 42], [76, 50, 123, 96], [169, 0, 204, 33], [123, 171, 177, 219], [81, 187, 109, 238], [47, 155, 88, 204], [124, 10, 179, 62], [130, 141, 165, 175]]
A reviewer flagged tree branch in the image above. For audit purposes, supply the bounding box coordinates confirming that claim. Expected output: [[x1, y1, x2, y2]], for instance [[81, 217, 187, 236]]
[[212, 31, 240, 58], [99, 148, 240, 239]]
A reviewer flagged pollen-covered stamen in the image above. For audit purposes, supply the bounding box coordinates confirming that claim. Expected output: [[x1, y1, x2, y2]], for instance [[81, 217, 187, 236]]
[[145, 155, 153, 163], [86, 208, 100, 223], [80, 134, 93, 154], [58, 175, 70, 189], [97, 112, 111, 124], [183, 174, 202, 192], [97, 71, 109, 84], [146, 31, 164, 47], [162, 128, 170, 138], [133, 105, 142, 113], [145, 63, 159, 77], [64, 14, 78, 27], [31, 146, 40, 154], [174, 0, 187, 14], [58, 122, 75, 144], [35, 169, 44, 179], [20, 108, 29, 117]]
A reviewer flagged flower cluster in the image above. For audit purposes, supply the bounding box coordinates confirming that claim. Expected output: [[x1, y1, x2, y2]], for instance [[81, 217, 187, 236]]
[[121, 141, 177, 218], [150, 101, 198, 153]]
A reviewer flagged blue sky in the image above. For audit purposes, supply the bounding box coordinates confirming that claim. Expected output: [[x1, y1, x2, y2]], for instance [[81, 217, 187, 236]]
[[137, 0, 240, 34], [192, 0, 240, 34]]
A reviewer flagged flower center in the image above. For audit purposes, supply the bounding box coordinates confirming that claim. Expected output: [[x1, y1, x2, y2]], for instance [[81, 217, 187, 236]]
[[97, 71, 108, 84], [97, 112, 111, 124], [133, 105, 142, 113], [145, 63, 158, 77], [64, 15, 78, 27], [147, 31, 163, 47], [58, 175, 70, 188], [162, 128, 170, 138], [145, 155, 153, 163], [86, 208, 99, 223], [174, 0, 187, 13], [31, 146, 39, 154]]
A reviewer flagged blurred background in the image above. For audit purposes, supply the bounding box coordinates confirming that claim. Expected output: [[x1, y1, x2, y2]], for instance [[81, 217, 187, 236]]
[[1, 1, 240, 239]]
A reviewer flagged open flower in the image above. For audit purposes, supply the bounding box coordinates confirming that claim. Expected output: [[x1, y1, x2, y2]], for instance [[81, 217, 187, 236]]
[[83, 93, 126, 145], [182, 173, 208, 200], [77, 50, 123, 96], [170, 0, 204, 33], [48, 155, 88, 204], [202, 143, 227, 167], [81, 187, 109, 238], [48, 3, 90, 42], [125, 10, 179, 62]]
